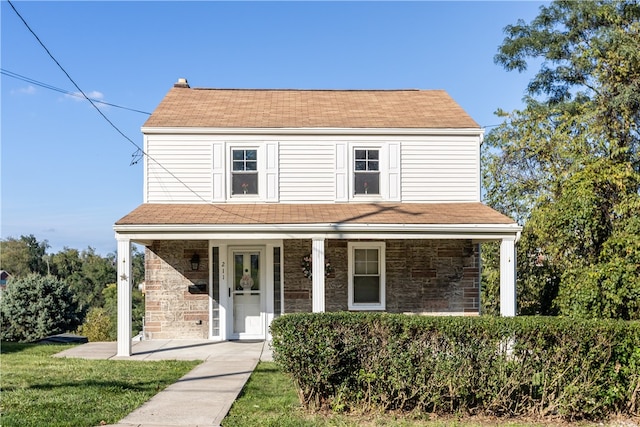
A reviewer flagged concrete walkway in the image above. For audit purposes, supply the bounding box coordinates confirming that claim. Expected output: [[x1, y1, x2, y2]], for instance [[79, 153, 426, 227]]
[[55, 340, 273, 427]]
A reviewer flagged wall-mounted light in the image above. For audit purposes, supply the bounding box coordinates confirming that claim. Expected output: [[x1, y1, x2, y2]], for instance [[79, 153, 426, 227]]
[[190, 253, 200, 271]]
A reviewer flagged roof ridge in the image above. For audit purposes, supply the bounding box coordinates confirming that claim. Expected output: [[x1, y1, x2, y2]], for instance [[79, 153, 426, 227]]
[[146, 86, 480, 128], [189, 88, 442, 92]]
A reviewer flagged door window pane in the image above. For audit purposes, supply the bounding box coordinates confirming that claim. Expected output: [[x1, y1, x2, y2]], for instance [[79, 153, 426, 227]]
[[234, 252, 259, 291], [250, 254, 260, 290], [234, 254, 244, 290]]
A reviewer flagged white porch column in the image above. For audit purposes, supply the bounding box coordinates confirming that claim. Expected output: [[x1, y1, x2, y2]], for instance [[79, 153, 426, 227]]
[[116, 238, 133, 356], [311, 238, 326, 312], [499, 237, 517, 317]]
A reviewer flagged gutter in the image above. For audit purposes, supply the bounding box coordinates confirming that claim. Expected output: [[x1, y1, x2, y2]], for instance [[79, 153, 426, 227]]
[[141, 126, 485, 137]]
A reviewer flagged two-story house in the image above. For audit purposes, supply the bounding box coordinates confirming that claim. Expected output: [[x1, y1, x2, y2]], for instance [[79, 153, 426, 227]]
[[113, 78, 521, 356]]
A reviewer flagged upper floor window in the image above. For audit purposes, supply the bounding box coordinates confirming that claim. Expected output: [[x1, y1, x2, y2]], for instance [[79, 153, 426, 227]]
[[232, 149, 258, 195], [354, 149, 379, 195]]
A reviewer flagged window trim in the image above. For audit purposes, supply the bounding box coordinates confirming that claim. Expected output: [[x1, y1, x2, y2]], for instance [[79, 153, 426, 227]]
[[349, 144, 385, 201], [227, 144, 263, 200], [347, 241, 386, 311]]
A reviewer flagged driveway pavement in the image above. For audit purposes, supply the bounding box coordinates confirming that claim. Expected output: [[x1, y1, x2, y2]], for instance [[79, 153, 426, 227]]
[[56, 340, 273, 427]]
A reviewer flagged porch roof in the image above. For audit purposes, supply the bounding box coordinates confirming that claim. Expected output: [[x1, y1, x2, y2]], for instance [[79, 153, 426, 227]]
[[116, 202, 517, 228]]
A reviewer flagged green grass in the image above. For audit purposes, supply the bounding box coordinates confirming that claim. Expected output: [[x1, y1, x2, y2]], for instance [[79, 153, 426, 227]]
[[224, 362, 638, 427], [223, 362, 499, 426], [0, 342, 199, 427]]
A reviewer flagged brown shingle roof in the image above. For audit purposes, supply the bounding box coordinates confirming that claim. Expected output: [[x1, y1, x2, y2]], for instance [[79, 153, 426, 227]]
[[115, 203, 515, 226], [143, 87, 480, 129]]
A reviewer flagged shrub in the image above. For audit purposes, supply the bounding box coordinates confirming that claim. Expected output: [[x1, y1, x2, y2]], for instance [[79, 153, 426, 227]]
[[270, 313, 640, 420], [78, 307, 114, 341], [102, 283, 144, 337], [0, 273, 81, 342]]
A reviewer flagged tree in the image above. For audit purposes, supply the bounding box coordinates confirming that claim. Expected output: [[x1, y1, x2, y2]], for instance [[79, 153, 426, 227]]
[[131, 245, 145, 288], [0, 273, 81, 342], [101, 283, 145, 340], [51, 247, 117, 312], [0, 235, 50, 277], [483, 0, 640, 319], [79, 247, 117, 309], [51, 247, 82, 278]]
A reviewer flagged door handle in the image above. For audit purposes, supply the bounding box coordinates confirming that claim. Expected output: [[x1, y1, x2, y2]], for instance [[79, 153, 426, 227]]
[[229, 288, 231, 298]]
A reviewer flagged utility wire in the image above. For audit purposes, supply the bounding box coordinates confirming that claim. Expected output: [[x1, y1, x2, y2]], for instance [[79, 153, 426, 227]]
[[6, 0, 215, 205], [2, 68, 152, 115], [8, 1, 264, 223], [7, 0, 141, 155]]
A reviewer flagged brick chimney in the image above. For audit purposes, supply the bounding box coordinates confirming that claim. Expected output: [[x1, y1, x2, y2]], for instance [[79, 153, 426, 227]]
[[174, 78, 190, 88]]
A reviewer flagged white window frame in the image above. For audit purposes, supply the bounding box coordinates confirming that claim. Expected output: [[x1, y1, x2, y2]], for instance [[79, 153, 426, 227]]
[[349, 144, 385, 201], [348, 241, 386, 311], [227, 144, 263, 201]]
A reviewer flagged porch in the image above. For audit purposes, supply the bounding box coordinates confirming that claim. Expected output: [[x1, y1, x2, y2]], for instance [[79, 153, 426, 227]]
[[114, 203, 521, 357]]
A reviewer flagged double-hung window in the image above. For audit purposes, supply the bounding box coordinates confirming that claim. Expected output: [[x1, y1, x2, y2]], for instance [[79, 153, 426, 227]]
[[231, 149, 258, 195], [348, 242, 385, 310], [354, 149, 379, 195]]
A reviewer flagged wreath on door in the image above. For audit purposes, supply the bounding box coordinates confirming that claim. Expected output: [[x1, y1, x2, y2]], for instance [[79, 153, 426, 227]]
[[301, 254, 334, 280]]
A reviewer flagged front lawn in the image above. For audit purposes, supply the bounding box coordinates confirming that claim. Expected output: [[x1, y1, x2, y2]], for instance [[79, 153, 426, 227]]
[[224, 362, 639, 427], [224, 362, 541, 426], [0, 342, 199, 427]]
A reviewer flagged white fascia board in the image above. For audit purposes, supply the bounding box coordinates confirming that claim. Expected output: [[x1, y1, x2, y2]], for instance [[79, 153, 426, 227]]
[[141, 126, 484, 137], [117, 231, 520, 244], [114, 222, 522, 234], [142, 134, 149, 203]]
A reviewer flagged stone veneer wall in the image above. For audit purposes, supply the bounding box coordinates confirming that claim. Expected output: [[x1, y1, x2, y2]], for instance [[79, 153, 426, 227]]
[[144, 240, 210, 339], [284, 239, 479, 315], [144, 238, 480, 339], [383, 239, 480, 315], [282, 239, 313, 312]]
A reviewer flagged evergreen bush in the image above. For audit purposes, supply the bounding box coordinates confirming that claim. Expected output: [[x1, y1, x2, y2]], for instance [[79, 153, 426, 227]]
[[0, 273, 81, 342]]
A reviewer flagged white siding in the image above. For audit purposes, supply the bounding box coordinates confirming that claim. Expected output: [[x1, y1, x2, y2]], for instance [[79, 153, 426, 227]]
[[401, 137, 479, 202], [146, 136, 212, 203], [279, 143, 335, 202], [142, 132, 481, 204], [335, 143, 348, 202], [212, 142, 225, 202]]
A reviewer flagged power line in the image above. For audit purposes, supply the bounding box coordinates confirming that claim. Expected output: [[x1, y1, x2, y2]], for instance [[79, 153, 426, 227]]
[[8, 1, 271, 224], [6, 0, 214, 205], [7, 0, 404, 225], [2, 68, 152, 115], [7, 0, 139, 151]]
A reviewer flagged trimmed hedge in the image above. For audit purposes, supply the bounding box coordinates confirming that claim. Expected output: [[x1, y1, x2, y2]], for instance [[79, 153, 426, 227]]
[[270, 313, 640, 420]]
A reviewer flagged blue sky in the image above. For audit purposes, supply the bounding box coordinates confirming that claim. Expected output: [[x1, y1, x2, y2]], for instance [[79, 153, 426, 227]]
[[2, 1, 545, 255]]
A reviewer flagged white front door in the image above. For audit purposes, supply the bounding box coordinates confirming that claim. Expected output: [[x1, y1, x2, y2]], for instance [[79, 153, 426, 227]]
[[230, 249, 265, 339]]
